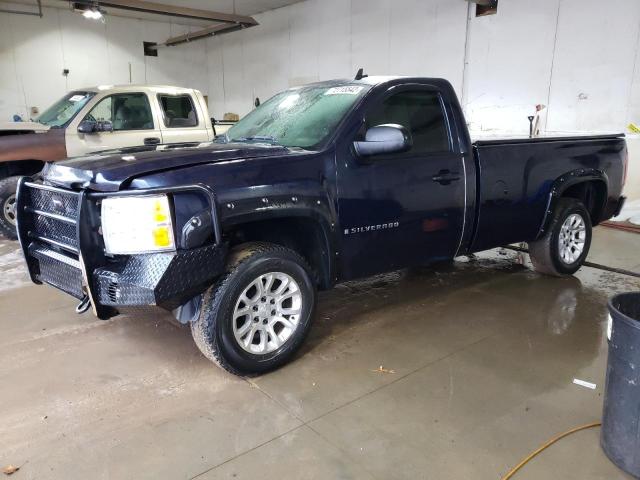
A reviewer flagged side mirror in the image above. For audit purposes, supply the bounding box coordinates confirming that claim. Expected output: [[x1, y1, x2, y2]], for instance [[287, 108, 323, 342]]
[[353, 124, 412, 157], [78, 120, 97, 134], [78, 120, 113, 133]]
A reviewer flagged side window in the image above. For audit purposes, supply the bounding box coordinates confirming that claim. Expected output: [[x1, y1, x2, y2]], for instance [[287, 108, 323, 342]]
[[86, 97, 112, 123], [365, 90, 450, 154], [158, 95, 198, 128], [84, 93, 154, 131]]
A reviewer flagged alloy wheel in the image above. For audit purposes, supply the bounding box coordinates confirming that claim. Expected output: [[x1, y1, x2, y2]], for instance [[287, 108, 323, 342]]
[[558, 213, 586, 264], [232, 272, 302, 354]]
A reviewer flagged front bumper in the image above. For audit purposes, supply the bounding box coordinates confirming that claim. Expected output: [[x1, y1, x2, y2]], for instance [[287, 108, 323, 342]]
[[16, 179, 225, 319], [93, 244, 226, 310]]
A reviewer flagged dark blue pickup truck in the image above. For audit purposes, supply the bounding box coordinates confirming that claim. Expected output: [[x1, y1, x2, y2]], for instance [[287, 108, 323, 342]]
[[16, 76, 627, 375]]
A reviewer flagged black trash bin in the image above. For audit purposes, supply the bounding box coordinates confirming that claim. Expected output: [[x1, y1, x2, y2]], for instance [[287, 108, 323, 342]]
[[602, 292, 640, 478]]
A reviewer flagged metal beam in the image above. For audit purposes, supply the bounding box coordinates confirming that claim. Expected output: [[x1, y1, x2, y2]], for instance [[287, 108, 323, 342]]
[[0, 0, 43, 17], [163, 22, 247, 46], [71, 0, 257, 25]]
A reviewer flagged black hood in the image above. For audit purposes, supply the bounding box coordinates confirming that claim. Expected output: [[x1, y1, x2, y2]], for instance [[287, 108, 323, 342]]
[[43, 142, 292, 191]]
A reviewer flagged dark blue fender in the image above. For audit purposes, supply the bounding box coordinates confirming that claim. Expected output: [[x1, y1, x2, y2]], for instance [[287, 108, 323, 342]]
[[126, 149, 340, 287], [536, 168, 609, 238]]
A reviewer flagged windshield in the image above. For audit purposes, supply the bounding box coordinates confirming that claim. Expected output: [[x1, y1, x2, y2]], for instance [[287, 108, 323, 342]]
[[223, 84, 370, 148], [36, 91, 96, 128]]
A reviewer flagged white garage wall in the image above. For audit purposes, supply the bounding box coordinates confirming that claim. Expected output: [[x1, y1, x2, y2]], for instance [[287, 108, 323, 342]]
[[0, 3, 209, 121], [462, 0, 561, 134], [3, 0, 639, 135], [207, 0, 640, 134], [205, 0, 469, 119], [546, 0, 640, 133], [465, 0, 640, 135]]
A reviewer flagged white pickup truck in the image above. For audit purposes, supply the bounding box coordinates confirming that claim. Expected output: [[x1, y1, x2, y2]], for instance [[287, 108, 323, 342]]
[[0, 84, 231, 238]]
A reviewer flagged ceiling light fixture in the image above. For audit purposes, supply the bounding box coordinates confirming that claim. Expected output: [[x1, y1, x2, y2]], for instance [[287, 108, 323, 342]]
[[72, 2, 104, 20], [82, 7, 103, 20]]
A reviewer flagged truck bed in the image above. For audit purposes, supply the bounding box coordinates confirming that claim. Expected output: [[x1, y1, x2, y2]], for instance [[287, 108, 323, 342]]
[[469, 133, 626, 253]]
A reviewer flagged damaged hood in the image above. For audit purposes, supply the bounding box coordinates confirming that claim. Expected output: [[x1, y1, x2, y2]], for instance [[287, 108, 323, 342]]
[[43, 142, 294, 192], [0, 121, 50, 133]]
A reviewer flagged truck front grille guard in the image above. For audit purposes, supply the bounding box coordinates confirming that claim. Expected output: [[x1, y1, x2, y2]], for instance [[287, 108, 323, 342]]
[[16, 179, 82, 284], [16, 178, 221, 319]]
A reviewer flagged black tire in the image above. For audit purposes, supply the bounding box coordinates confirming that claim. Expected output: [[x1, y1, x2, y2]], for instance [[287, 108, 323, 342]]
[[528, 198, 592, 276], [0, 176, 20, 240], [191, 242, 316, 376]]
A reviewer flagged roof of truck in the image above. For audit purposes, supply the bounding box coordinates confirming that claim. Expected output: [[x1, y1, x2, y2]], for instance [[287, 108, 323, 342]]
[[297, 76, 407, 86], [292, 76, 453, 91], [289, 75, 451, 90]]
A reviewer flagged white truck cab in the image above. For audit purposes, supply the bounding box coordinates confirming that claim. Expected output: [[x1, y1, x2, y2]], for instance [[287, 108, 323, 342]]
[[65, 84, 218, 156], [0, 84, 233, 239]]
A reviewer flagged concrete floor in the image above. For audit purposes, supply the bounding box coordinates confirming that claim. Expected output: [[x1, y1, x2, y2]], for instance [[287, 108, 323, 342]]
[[1, 227, 639, 480]]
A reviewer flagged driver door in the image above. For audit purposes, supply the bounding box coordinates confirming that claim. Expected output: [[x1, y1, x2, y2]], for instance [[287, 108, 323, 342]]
[[66, 93, 161, 157], [336, 87, 466, 279]]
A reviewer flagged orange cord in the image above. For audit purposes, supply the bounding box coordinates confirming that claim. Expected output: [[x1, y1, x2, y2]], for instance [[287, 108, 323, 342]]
[[500, 422, 602, 480]]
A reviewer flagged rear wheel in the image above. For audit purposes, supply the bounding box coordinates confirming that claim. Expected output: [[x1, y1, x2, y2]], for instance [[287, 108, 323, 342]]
[[0, 176, 20, 240], [191, 242, 316, 376], [528, 198, 592, 276]]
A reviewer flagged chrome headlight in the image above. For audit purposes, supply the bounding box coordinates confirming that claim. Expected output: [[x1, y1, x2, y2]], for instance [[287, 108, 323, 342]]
[[101, 195, 175, 255]]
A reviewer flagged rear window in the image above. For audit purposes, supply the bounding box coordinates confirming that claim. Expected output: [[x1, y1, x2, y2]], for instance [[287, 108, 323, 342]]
[[158, 95, 198, 128]]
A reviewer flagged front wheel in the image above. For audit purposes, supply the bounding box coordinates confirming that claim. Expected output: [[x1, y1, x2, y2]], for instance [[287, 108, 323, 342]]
[[191, 242, 316, 376], [528, 198, 592, 276], [0, 176, 20, 240]]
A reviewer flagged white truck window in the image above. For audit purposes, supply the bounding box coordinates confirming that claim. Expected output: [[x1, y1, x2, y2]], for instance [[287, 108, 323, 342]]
[[158, 95, 198, 128], [85, 93, 154, 131]]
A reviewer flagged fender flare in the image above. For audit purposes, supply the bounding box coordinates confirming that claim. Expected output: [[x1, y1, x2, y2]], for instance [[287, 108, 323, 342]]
[[221, 195, 338, 288], [535, 168, 608, 239]]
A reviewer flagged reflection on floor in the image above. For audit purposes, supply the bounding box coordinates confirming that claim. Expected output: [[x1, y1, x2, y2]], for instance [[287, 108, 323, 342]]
[[0, 226, 638, 479]]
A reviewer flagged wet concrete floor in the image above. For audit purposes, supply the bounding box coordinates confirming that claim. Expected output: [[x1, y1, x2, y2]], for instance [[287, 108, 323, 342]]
[[0, 227, 639, 479]]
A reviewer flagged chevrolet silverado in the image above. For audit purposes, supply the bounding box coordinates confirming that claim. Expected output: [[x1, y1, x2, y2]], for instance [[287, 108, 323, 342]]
[[15, 76, 627, 375]]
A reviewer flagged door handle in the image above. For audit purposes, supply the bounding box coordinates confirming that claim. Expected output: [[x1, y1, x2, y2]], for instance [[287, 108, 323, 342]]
[[432, 170, 461, 185], [144, 137, 161, 145]]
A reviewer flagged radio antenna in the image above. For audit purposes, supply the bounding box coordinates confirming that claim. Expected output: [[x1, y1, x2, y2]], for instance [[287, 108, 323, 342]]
[[355, 68, 368, 80]]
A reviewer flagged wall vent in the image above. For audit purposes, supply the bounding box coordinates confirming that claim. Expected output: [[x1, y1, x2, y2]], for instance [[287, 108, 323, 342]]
[[476, 0, 498, 17], [143, 41, 158, 57]]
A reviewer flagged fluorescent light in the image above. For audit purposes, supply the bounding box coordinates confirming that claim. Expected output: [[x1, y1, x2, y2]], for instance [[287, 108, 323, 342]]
[[82, 8, 103, 20]]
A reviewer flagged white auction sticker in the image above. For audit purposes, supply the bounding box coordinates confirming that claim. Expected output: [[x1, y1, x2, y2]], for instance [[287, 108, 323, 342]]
[[325, 86, 364, 96], [69, 94, 86, 102]]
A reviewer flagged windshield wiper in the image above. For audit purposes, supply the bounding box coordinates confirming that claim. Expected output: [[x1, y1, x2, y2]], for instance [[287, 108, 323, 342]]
[[231, 135, 281, 145]]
